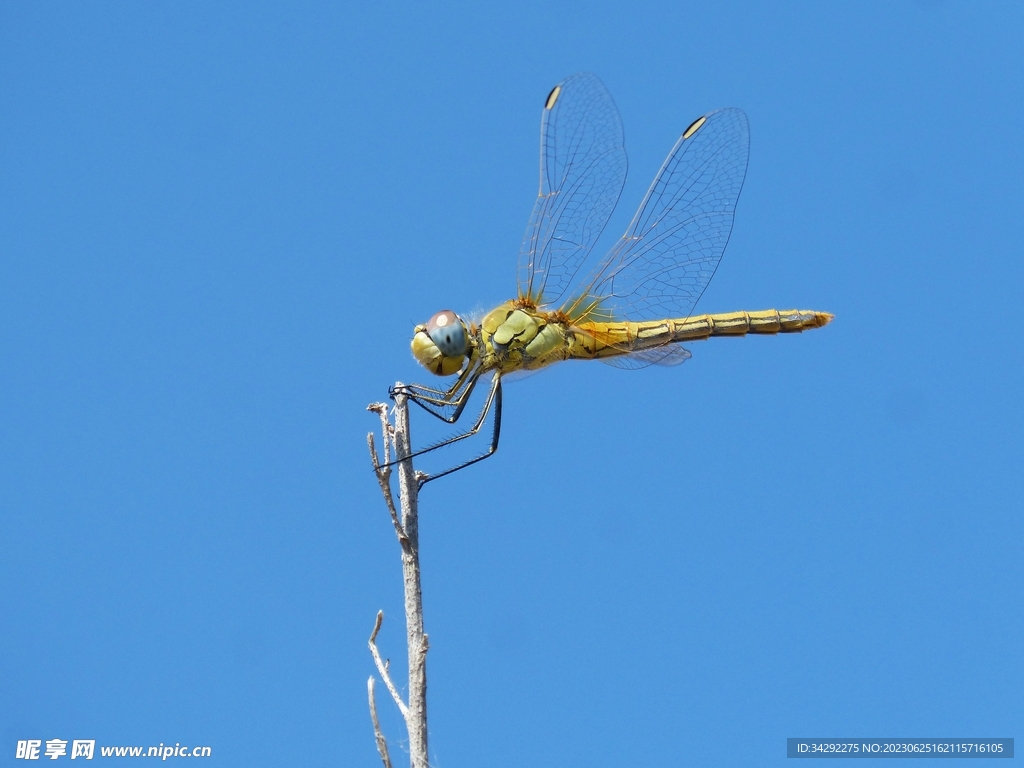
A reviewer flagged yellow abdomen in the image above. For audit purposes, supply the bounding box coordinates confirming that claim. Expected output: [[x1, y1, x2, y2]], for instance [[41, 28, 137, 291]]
[[568, 309, 834, 360]]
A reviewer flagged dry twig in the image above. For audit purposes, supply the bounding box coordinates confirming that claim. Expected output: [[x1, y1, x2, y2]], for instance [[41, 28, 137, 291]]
[[367, 676, 393, 768], [368, 611, 407, 718]]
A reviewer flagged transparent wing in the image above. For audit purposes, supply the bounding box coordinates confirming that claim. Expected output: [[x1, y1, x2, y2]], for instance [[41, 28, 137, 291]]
[[518, 73, 628, 308], [566, 108, 749, 322], [571, 322, 695, 370], [600, 344, 692, 370]]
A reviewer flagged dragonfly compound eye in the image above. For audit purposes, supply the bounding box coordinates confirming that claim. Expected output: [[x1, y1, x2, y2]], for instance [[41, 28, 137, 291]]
[[426, 310, 468, 357]]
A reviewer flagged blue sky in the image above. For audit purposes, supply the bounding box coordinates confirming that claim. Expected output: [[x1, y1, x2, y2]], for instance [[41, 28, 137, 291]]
[[2, 2, 1022, 766]]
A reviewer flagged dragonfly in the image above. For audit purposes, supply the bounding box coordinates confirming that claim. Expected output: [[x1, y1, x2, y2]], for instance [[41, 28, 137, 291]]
[[391, 73, 832, 486]]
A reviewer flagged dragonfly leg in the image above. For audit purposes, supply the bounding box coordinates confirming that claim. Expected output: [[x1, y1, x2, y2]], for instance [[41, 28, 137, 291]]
[[391, 363, 483, 425], [417, 375, 503, 488], [389, 357, 477, 404], [380, 371, 501, 474], [389, 381, 450, 402]]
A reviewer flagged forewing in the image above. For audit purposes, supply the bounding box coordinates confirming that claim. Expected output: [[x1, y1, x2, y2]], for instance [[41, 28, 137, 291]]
[[567, 108, 749, 322], [518, 73, 628, 308]]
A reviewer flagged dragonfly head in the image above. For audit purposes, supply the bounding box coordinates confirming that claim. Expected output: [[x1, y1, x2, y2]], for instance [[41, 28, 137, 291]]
[[411, 309, 470, 376]]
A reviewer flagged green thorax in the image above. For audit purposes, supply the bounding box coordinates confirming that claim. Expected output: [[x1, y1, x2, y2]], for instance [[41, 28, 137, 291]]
[[478, 301, 571, 373]]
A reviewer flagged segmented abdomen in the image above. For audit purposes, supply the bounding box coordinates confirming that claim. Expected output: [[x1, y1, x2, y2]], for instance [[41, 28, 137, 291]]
[[568, 309, 833, 360]]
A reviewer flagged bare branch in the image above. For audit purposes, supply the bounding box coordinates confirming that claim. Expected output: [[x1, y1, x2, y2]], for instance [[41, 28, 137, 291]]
[[368, 403, 409, 546], [391, 388, 429, 768], [368, 611, 408, 719], [368, 676, 394, 768], [366, 389, 429, 768], [366, 402, 394, 465], [368, 436, 408, 546]]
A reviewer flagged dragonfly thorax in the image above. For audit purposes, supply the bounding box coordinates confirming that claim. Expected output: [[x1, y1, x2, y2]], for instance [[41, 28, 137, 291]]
[[479, 301, 571, 373]]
